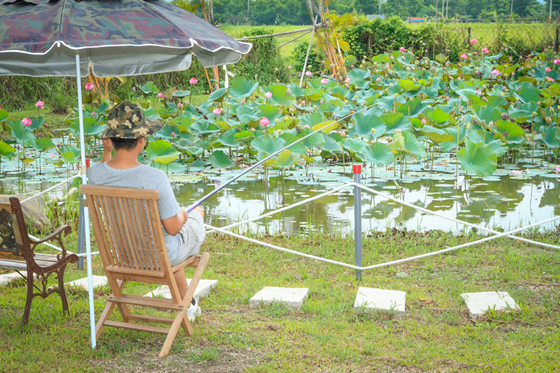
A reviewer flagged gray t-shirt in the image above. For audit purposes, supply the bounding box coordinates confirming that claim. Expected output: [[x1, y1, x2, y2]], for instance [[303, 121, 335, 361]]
[[88, 163, 183, 264]]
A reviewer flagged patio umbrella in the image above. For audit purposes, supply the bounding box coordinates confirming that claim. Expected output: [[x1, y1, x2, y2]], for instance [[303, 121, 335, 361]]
[[0, 0, 251, 349]]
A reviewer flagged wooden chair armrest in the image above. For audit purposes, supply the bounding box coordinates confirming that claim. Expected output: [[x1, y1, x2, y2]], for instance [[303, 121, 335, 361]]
[[29, 225, 72, 257]]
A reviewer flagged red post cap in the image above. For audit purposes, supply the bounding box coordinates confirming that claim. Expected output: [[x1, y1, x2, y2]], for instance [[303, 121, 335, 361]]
[[353, 164, 361, 174], [85, 158, 90, 168]]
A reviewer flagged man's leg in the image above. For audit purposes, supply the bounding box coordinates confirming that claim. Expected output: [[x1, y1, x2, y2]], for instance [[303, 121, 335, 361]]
[[173, 206, 205, 302]]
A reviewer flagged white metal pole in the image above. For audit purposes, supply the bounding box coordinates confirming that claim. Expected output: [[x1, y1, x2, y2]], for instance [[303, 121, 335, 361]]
[[75, 52, 96, 349]]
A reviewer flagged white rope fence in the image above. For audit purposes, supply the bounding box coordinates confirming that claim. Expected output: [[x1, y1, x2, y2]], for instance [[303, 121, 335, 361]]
[[205, 181, 560, 272]]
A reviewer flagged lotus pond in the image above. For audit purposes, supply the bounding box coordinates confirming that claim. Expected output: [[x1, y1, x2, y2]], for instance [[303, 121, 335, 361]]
[[1, 48, 560, 234]]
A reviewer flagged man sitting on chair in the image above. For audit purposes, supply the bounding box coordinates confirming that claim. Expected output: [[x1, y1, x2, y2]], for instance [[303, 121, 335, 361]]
[[89, 101, 206, 307]]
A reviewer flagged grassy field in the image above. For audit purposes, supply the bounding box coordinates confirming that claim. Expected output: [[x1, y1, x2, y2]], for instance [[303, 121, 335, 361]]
[[221, 22, 558, 61], [1, 227, 559, 372]]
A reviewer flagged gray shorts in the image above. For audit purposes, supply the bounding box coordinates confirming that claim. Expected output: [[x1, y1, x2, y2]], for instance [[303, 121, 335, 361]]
[[169, 209, 206, 266]]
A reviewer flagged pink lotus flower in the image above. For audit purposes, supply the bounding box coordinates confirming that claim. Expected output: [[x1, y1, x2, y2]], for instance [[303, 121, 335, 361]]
[[321, 78, 328, 85], [171, 131, 176, 137], [177, 102, 183, 108], [490, 69, 500, 77], [260, 117, 270, 127], [303, 124, 310, 129], [376, 77, 381, 82], [85, 83, 94, 91], [554, 59, 560, 64], [457, 77, 462, 80], [265, 91, 272, 99], [546, 77, 555, 82], [477, 89, 482, 94], [189, 77, 198, 85], [213, 108, 221, 115], [340, 130, 346, 137], [421, 118, 426, 125], [288, 65, 292, 69], [460, 54, 468, 59], [470, 39, 477, 44], [157, 92, 163, 98], [446, 96, 450, 101], [35, 100, 44, 110], [305, 71, 312, 77], [482, 47, 489, 54], [556, 166, 560, 174], [511, 170, 523, 174], [546, 67, 552, 72], [385, 64, 390, 69], [395, 129, 402, 133], [241, 99, 245, 104], [399, 47, 406, 52], [22, 117, 32, 127]]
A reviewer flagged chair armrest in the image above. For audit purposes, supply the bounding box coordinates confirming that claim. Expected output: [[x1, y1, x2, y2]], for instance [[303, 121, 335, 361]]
[[29, 225, 72, 257]]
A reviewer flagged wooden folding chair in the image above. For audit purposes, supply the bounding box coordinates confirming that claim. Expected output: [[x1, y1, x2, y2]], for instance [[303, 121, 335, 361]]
[[81, 185, 210, 357]]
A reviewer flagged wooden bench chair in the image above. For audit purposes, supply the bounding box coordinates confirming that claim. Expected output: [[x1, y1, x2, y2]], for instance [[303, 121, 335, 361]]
[[0, 197, 78, 328], [81, 185, 210, 358]]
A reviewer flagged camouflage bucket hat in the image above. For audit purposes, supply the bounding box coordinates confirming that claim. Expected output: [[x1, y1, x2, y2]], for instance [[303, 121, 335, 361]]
[[101, 101, 163, 139]]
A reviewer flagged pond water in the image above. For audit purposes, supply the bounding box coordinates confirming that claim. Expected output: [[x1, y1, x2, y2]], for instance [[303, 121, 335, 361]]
[[1, 151, 559, 236]]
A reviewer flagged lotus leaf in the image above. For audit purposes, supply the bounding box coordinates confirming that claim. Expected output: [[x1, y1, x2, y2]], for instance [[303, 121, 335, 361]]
[[138, 81, 159, 95], [457, 140, 497, 177], [156, 124, 182, 140], [31, 138, 55, 152], [208, 150, 234, 168], [274, 150, 298, 168], [208, 88, 229, 102], [423, 125, 455, 143], [258, 104, 281, 122], [495, 120, 525, 138], [155, 154, 178, 166], [541, 126, 560, 149], [145, 140, 179, 160], [251, 135, 286, 154], [172, 90, 190, 98], [189, 120, 221, 136], [395, 97, 428, 118], [320, 133, 343, 153], [229, 77, 259, 99], [359, 142, 393, 167], [353, 113, 386, 138], [265, 84, 296, 106], [342, 138, 366, 153], [280, 133, 306, 154], [312, 120, 338, 134], [347, 69, 371, 89], [70, 117, 106, 136], [0, 141, 15, 158], [381, 112, 410, 133], [218, 128, 242, 147]]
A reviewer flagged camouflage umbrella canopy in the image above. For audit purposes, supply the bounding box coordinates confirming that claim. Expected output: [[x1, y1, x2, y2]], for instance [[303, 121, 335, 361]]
[[0, 0, 252, 77]]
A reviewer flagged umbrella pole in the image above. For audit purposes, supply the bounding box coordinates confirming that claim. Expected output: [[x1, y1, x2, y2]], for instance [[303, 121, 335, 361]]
[[75, 52, 97, 349]]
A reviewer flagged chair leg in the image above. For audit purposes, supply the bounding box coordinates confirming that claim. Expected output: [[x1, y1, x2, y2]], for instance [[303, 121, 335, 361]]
[[20, 270, 35, 329], [57, 265, 70, 315]]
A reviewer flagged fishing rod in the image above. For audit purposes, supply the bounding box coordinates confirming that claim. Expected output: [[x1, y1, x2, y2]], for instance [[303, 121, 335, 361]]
[[185, 107, 365, 212]]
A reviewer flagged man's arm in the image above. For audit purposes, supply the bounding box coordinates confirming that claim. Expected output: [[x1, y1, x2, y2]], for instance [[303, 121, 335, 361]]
[[161, 206, 204, 236], [162, 208, 188, 236], [101, 138, 113, 163]]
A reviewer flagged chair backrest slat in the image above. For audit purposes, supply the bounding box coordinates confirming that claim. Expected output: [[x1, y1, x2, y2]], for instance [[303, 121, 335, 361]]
[[82, 185, 168, 274], [0, 202, 23, 260]]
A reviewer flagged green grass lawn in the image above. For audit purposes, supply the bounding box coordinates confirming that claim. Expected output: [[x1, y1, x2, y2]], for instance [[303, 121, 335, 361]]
[[1, 228, 559, 372]]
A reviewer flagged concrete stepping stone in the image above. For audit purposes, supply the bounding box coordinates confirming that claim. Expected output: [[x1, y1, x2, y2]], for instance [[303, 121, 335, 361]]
[[66, 275, 108, 291], [0, 271, 26, 286], [249, 287, 309, 310], [354, 287, 406, 315], [460, 291, 519, 319], [146, 279, 218, 300]]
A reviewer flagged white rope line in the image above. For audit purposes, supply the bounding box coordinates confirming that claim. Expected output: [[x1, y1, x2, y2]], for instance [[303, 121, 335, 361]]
[[205, 224, 361, 270], [361, 214, 560, 270], [207, 214, 560, 272], [205, 183, 354, 234], [355, 183, 560, 251], [20, 174, 81, 204], [27, 233, 99, 257]]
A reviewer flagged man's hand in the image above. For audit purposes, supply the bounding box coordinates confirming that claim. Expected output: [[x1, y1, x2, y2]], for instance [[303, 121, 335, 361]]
[[101, 138, 113, 163]]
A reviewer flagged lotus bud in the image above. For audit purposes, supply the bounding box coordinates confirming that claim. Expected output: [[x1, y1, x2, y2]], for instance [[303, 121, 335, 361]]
[[550, 107, 555, 114], [501, 113, 509, 121], [546, 117, 552, 125]]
